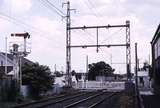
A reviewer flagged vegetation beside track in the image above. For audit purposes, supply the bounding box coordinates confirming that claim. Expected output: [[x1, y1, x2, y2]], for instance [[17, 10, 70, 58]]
[[118, 92, 134, 108]]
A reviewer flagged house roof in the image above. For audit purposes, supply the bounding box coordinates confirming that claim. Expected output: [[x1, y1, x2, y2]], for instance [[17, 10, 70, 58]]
[[0, 52, 34, 74], [1, 52, 34, 66], [151, 24, 160, 45]]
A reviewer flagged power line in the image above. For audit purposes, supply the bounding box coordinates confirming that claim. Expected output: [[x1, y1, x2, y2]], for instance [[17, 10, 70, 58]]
[[86, 0, 101, 17], [71, 30, 89, 45], [87, 0, 101, 16], [71, 20, 96, 44], [80, 0, 103, 24], [0, 12, 42, 33], [0, 12, 64, 48], [75, 30, 95, 43], [68, 21, 131, 79], [101, 28, 123, 44], [45, 0, 65, 15], [39, 0, 63, 17], [39, 0, 64, 17], [83, 30, 95, 43]]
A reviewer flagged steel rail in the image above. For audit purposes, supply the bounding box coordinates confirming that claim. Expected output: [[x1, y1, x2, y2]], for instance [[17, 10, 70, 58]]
[[63, 92, 105, 108], [12, 94, 66, 108], [88, 92, 117, 108], [37, 92, 94, 108], [12, 91, 83, 108]]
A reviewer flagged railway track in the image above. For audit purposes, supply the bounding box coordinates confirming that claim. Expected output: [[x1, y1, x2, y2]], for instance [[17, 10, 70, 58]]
[[64, 91, 119, 108], [12, 90, 122, 108], [12, 91, 98, 108], [88, 92, 118, 108], [12, 91, 85, 108], [92, 92, 122, 108], [37, 91, 100, 108]]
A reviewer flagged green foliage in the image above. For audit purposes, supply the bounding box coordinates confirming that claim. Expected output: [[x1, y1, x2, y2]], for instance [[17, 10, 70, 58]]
[[88, 61, 115, 80], [54, 71, 63, 77], [71, 70, 76, 76], [22, 62, 54, 99], [142, 62, 152, 79], [0, 79, 18, 102]]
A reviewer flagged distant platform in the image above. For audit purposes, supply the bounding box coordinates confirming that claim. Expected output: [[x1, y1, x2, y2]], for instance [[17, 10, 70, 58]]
[[74, 81, 125, 91], [140, 91, 153, 95]]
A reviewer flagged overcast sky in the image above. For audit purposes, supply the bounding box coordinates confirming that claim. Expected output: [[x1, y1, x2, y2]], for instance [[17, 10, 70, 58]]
[[0, 0, 159, 74]]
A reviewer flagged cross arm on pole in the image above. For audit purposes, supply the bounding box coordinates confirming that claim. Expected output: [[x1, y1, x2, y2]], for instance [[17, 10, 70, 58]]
[[70, 44, 129, 48], [69, 24, 128, 30]]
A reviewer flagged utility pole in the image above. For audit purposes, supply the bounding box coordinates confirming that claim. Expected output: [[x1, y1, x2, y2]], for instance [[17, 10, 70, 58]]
[[110, 54, 112, 67], [137, 59, 139, 70], [96, 28, 99, 52], [135, 43, 138, 96], [148, 54, 150, 65], [5, 37, 8, 74], [12, 44, 19, 80], [65, 1, 71, 87], [86, 55, 88, 73], [63, 1, 75, 87], [54, 64, 57, 72], [85, 55, 88, 88], [126, 21, 131, 80]]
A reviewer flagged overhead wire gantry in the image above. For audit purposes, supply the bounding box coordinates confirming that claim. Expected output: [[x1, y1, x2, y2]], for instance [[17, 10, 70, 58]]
[[64, 1, 131, 87]]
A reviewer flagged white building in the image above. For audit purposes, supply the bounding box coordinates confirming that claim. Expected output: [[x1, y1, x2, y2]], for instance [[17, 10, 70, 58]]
[[137, 70, 150, 88]]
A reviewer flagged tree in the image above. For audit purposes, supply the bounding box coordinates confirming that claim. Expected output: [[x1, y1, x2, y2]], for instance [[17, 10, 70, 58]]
[[88, 61, 115, 80], [142, 62, 152, 80], [54, 71, 63, 77], [71, 70, 76, 76], [22, 62, 54, 99]]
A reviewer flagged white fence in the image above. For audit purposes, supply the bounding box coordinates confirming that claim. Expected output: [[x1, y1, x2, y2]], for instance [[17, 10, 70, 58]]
[[74, 81, 125, 91]]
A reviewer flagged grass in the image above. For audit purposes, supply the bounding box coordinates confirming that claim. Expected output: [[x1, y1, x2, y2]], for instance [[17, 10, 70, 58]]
[[0, 102, 17, 108], [118, 93, 134, 108]]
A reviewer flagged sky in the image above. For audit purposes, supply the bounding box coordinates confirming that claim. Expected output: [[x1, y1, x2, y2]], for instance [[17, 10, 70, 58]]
[[0, 0, 159, 74]]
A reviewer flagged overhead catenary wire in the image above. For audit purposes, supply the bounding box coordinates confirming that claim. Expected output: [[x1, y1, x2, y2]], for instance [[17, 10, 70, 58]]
[[87, 0, 102, 17], [0, 12, 53, 35], [71, 0, 123, 46], [70, 1, 125, 52], [70, 21, 95, 44], [77, 30, 95, 43], [79, 0, 104, 25], [0, 12, 36, 31], [71, 30, 88, 43], [45, 0, 65, 15], [101, 28, 123, 44], [83, 30, 96, 43], [98, 47, 111, 60], [71, 29, 97, 45], [0, 12, 64, 49], [39, 0, 65, 17], [79, 0, 123, 45], [67, 0, 106, 46]]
